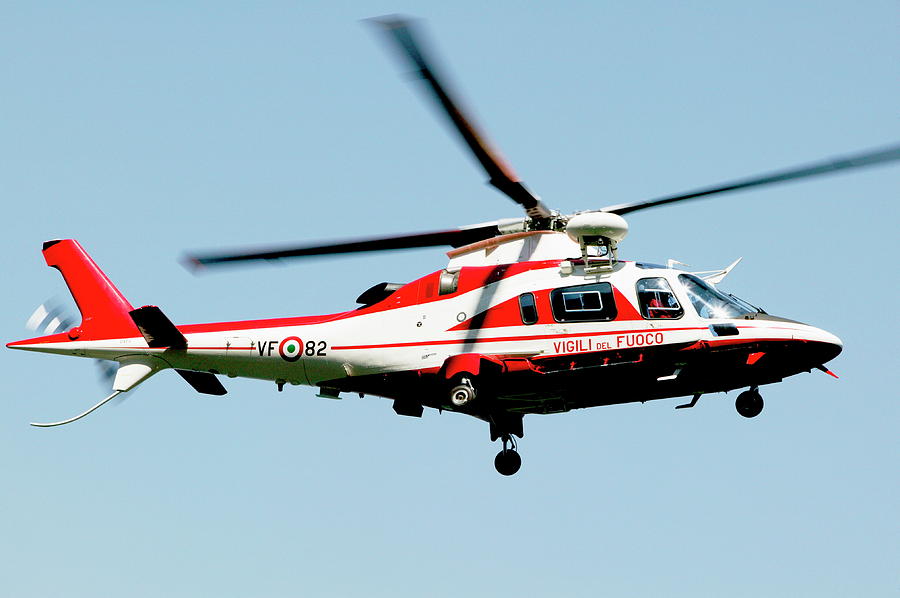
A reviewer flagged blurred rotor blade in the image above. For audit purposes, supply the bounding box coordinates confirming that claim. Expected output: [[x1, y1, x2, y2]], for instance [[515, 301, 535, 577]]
[[370, 16, 552, 221], [26, 300, 116, 386], [184, 223, 507, 270], [26, 301, 75, 334], [601, 143, 900, 215], [96, 360, 118, 385]]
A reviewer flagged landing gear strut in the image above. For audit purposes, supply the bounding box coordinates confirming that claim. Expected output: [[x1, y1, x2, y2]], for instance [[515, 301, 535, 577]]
[[735, 386, 764, 418]]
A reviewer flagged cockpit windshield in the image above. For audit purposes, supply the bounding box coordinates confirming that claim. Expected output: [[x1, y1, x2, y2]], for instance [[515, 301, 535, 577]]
[[678, 274, 756, 319]]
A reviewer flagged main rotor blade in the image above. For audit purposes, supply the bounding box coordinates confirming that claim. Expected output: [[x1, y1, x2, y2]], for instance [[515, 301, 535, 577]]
[[601, 143, 900, 215], [184, 224, 504, 270], [371, 16, 552, 221]]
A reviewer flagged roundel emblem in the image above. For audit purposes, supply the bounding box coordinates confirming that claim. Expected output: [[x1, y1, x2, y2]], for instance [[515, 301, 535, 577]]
[[279, 336, 303, 362]]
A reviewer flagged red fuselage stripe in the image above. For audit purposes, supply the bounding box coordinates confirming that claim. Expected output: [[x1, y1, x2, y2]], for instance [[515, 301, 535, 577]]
[[330, 326, 710, 351]]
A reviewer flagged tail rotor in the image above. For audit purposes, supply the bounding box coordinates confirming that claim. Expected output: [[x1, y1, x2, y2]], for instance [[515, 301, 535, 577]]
[[15, 240, 228, 428], [26, 299, 118, 386], [26, 300, 75, 336]]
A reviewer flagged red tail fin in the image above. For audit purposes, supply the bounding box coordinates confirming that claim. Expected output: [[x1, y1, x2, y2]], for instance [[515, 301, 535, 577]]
[[42, 240, 139, 340]]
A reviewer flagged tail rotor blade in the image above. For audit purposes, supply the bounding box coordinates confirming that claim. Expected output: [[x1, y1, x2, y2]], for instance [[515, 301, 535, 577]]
[[25, 300, 116, 389], [26, 301, 75, 334], [96, 360, 118, 386], [25, 304, 50, 331]]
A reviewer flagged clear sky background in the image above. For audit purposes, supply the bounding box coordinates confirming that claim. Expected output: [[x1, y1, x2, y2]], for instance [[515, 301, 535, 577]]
[[1, 2, 897, 597]]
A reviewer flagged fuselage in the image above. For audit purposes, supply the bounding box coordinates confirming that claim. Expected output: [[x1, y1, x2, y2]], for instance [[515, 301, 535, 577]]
[[10, 234, 842, 417]]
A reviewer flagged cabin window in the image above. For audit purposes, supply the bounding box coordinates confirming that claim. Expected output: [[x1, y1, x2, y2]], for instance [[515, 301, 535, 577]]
[[550, 283, 617, 322], [678, 274, 750, 319], [518, 293, 538, 325], [636, 278, 683, 319]]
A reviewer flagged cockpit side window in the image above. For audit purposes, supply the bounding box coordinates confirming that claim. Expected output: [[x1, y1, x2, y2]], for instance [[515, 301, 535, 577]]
[[678, 274, 748, 319], [636, 277, 683, 319], [550, 283, 617, 322]]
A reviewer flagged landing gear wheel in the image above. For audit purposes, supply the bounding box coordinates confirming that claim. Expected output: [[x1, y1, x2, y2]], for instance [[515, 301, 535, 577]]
[[493, 432, 521, 476], [494, 449, 521, 476], [736, 388, 764, 418], [449, 377, 476, 408]]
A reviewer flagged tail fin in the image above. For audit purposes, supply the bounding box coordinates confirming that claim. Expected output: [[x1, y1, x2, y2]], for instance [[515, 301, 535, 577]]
[[41, 239, 139, 340]]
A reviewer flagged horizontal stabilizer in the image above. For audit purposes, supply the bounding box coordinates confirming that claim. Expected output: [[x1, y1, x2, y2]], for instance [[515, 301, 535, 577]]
[[130, 307, 226, 395], [176, 369, 227, 395], [130, 306, 187, 349]]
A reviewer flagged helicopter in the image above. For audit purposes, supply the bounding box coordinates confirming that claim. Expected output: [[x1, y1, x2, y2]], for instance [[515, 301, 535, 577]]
[[8, 17, 899, 475]]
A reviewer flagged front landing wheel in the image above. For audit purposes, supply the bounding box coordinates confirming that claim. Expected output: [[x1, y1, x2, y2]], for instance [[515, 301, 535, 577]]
[[736, 388, 764, 418], [494, 449, 521, 476]]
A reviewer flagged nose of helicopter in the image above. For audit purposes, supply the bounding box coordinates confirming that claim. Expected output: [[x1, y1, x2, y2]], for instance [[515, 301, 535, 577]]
[[794, 324, 843, 365]]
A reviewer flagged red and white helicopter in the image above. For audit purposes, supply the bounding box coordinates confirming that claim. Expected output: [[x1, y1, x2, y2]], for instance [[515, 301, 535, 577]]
[[9, 17, 899, 475]]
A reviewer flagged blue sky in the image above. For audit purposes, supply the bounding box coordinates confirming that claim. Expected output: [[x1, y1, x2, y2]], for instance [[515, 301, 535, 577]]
[[1, 2, 897, 596]]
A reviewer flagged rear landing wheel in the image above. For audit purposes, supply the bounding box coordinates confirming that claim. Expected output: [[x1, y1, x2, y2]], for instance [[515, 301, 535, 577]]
[[494, 449, 521, 476], [736, 388, 764, 418], [490, 415, 524, 476]]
